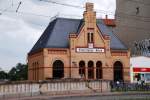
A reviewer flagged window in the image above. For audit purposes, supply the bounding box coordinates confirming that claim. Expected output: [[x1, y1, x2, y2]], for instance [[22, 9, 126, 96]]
[[79, 61, 85, 78], [88, 33, 90, 43], [96, 61, 102, 79], [88, 61, 94, 79], [91, 33, 93, 42], [87, 32, 94, 43], [32, 62, 39, 80]]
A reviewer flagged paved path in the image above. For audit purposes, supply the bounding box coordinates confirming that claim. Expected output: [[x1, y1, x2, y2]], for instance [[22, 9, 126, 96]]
[[5, 92, 150, 100]]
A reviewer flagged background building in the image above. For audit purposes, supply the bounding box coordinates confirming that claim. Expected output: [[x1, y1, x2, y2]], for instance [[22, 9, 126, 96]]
[[114, 0, 150, 56], [130, 56, 150, 83]]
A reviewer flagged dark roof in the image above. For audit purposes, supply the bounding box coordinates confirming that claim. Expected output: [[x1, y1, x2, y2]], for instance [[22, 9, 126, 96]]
[[29, 18, 127, 53]]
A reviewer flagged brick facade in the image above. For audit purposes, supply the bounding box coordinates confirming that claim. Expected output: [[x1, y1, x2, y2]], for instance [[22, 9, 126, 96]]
[[28, 3, 130, 82]]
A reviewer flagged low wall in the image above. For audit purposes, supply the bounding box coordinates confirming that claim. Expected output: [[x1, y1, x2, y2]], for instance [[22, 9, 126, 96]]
[[0, 80, 110, 99]]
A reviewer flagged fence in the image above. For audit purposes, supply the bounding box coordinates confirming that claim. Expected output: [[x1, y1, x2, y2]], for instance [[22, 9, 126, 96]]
[[111, 82, 150, 92], [0, 79, 110, 99]]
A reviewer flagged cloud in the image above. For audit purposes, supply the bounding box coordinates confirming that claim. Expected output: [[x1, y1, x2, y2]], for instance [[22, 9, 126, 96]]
[[0, 0, 115, 71], [0, 15, 42, 71]]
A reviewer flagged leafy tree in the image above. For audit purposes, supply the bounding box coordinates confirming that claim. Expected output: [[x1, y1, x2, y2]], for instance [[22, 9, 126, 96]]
[[0, 70, 8, 80], [8, 67, 17, 81], [8, 63, 28, 81]]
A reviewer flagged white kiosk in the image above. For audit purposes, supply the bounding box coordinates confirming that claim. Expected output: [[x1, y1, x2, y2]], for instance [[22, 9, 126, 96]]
[[130, 56, 150, 83]]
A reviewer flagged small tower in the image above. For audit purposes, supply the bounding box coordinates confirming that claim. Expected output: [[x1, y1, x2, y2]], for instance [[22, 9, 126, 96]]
[[83, 2, 96, 28]]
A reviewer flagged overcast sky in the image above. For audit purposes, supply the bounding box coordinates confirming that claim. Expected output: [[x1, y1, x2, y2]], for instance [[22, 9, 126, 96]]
[[0, 0, 115, 71]]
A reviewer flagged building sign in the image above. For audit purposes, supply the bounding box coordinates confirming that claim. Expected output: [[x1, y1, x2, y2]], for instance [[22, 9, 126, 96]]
[[133, 68, 150, 72], [76, 48, 105, 53]]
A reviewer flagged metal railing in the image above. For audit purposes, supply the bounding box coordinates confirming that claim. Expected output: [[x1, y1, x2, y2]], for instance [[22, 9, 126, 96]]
[[110, 81, 150, 92]]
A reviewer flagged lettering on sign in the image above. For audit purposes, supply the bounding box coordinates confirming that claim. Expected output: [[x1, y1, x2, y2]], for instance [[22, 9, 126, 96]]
[[76, 48, 105, 53]]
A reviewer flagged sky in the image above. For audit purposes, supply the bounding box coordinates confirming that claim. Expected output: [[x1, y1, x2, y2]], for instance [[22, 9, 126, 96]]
[[0, 0, 116, 71]]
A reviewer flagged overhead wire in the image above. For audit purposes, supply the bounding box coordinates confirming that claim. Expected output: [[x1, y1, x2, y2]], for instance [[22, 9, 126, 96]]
[[39, 0, 84, 9], [0, 8, 51, 18], [39, 0, 115, 15], [0, 4, 13, 15], [0, 0, 150, 31], [16, 1, 22, 12], [0, 1, 19, 15], [1, 0, 150, 20], [39, 0, 150, 19]]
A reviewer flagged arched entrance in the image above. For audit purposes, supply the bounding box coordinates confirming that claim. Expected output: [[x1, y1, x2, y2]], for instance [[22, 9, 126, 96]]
[[113, 61, 123, 82], [79, 61, 85, 78], [53, 60, 64, 79], [96, 61, 102, 79], [88, 61, 94, 79]]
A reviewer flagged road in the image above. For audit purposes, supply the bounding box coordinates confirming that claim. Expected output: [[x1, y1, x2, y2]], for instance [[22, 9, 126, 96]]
[[8, 93, 150, 100], [50, 94, 150, 100]]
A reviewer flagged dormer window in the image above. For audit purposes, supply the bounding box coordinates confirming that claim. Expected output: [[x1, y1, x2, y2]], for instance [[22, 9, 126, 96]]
[[88, 32, 94, 43]]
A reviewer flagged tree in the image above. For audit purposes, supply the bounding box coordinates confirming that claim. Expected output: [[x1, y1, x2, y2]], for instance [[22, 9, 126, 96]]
[[8, 63, 28, 81], [0, 70, 8, 80]]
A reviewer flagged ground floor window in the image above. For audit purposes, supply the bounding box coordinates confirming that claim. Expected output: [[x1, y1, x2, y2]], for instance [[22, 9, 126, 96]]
[[88, 61, 94, 79], [96, 61, 102, 79], [79, 61, 85, 78], [53, 60, 64, 79]]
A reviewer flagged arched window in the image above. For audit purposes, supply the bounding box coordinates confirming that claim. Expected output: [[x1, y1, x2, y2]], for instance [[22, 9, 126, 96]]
[[79, 61, 85, 78], [32, 63, 35, 80], [37, 62, 39, 80], [88, 61, 94, 79], [53, 60, 64, 79], [96, 61, 102, 79], [113, 61, 123, 82], [91, 33, 93, 42], [87, 33, 93, 43], [35, 62, 37, 80]]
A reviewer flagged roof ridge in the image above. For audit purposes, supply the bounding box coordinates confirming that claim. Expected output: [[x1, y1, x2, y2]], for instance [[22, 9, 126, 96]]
[[56, 17, 81, 20]]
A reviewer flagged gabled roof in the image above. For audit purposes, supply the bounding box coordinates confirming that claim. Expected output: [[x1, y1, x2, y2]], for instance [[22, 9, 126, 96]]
[[29, 18, 127, 54]]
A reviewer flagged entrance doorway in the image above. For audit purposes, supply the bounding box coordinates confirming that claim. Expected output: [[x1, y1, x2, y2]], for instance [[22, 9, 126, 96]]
[[53, 60, 64, 79], [113, 61, 123, 82]]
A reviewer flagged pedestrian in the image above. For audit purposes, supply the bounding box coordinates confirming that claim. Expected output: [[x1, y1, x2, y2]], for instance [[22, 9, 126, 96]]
[[141, 74, 145, 86]]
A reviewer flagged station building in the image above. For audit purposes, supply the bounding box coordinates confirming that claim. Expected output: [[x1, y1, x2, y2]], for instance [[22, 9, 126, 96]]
[[28, 3, 130, 82]]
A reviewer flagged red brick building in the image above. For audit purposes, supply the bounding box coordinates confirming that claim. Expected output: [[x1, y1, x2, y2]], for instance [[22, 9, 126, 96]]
[[28, 3, 130, 82]]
